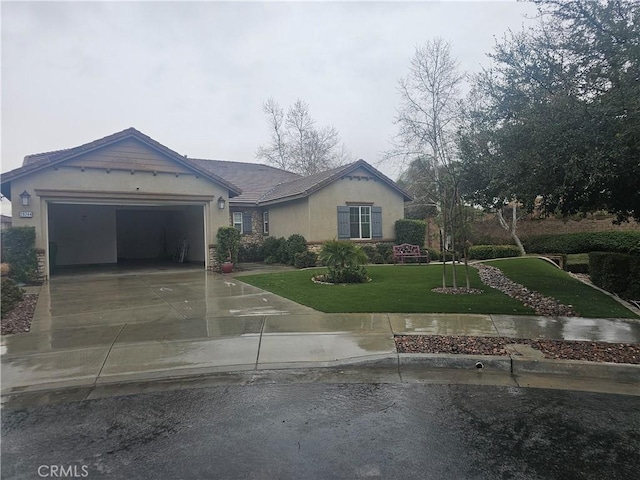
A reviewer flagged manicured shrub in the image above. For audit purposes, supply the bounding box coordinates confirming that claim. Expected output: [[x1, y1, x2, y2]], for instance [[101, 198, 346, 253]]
[[238, 241, 265, 262], [566, 263, 590, 274], [294, 251, 318, 269], [565, 254, 589, 273], [589, 252, 640, 300], [1, 278, 23, 318], [216, 226, 241, 266], [262, 236, 281, 259], [286, 234, 308, 265], [427, 248, 440, 262], [0, 227, 38, 283], [275, 240, 289, 264], [524, 231, 640, 255], [468, 245, 521, 260], [361, 243, 394, 264], [319, 240, 369, 284], [361, 244, 377, 262], [376, 243, 395, 263], [328, 265, 368, 284], [395, 219, 426, 248]]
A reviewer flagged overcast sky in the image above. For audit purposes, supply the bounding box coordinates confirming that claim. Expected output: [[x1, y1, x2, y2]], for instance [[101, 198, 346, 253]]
[[1, 0, 539, 214]]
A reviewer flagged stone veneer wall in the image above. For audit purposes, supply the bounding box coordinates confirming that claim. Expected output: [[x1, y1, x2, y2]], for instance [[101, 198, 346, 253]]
[[35, 249, 47, 282], [208, 245, 218, 271], [229, 207, 265, 244]]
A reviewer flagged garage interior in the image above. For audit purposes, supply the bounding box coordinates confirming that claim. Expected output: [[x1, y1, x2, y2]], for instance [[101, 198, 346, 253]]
[[47, 203, 205, 272]]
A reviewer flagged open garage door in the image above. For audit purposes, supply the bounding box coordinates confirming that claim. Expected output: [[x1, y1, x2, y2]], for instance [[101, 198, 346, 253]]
[[47, 203, 205, 272]]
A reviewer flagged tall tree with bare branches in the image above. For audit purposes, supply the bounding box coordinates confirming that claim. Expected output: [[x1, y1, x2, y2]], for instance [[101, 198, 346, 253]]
[[257, 98, 350, 175], [390, 38, 471, 290]]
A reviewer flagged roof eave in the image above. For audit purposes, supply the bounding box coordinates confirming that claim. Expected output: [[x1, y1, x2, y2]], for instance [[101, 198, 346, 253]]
[[1, 128, 243, 198]]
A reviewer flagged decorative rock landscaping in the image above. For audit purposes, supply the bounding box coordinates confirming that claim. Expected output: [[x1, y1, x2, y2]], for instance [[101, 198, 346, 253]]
[[395, 335, 640, 364], [476, 264, 577, 317], [1, 294, 37, 335]]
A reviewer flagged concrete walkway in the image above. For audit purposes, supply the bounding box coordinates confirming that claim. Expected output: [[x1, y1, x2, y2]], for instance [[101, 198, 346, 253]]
[[2, 268, 639, 400]]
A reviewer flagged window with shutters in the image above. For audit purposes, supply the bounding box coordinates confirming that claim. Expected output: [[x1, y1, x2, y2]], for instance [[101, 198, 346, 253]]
[[349, 206, 371, 240], [263, 211, 269, 235], [232, 212, 243, 233], [337, 205, 382, 240]]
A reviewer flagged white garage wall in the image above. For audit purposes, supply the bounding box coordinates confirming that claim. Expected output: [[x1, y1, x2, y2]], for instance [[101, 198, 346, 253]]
[[48, 204, 117, 265]]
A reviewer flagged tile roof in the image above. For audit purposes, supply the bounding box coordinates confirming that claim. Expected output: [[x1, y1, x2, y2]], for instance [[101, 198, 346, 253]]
[[186, 159, 301, 204], [258, 159, 413, 204], [1, 128, 242, 198], [2, 128, 412, 205]]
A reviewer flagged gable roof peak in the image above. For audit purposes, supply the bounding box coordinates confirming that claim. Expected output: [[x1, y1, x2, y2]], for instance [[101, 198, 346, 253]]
[[3, 127, 242, 198]]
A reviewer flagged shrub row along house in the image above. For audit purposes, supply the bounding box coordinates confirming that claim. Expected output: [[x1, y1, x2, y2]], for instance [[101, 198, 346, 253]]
[[0, 128, 412, 278]]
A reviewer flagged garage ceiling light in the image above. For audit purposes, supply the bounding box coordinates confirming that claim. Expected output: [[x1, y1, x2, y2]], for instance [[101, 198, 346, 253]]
[[218, 196, 226, 210]]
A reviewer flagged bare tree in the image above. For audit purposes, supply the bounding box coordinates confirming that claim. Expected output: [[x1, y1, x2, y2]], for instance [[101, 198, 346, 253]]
[[257, 98, 350, 175], [389, 38, 471, 290]]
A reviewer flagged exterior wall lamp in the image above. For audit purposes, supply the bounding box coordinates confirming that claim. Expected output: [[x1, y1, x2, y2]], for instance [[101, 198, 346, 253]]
[[20, 190, 31, 207], [217, 196, 226, 210]]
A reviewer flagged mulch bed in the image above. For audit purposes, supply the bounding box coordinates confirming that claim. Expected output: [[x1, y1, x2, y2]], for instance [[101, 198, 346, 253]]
[[1, 294, 37, 335], [395, 335, 640, 364], [431, 287, 483, 295]]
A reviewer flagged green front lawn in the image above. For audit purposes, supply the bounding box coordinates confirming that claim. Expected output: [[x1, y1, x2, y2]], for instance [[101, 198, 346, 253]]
[[485, 258, 638, 318], [237, 260, 638, 318], [238, 264, 532, 315]]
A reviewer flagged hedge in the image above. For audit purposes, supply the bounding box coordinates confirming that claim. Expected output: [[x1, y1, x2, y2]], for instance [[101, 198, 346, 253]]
[[589, 252, 640, 301], [262, 235, 308, 265], [523, 231, 640, 255], [0, 227, 38, 283], [395, 219, 426, 248], [294, 251, 318, 268], [216, 226, 242, 265], [468, 245, 521, 260], [238, 242, 265, 262], [285, 234, 308, 265]]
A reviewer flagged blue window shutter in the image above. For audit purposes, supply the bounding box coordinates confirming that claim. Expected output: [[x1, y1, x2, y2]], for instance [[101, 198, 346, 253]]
[[242, 212, 252, 234], [372, 206, 382, 239], [337, 206, 350, 239]]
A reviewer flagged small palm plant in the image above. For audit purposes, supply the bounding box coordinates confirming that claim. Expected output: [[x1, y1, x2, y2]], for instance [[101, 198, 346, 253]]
[[318, 240, 369, 283]]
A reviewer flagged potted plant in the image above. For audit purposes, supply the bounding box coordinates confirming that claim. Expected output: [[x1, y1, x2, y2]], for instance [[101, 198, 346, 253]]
[[216, 226, 241, 274], [221, 249, 234, 273]]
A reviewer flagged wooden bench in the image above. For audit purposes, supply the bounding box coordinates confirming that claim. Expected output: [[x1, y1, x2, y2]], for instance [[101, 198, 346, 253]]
[[393, 244, 430, 265]]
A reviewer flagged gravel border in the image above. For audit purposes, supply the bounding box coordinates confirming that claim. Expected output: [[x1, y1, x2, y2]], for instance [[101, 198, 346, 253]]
[[395, 335, 640, 364], [476, 264, 577, 316], [1, 294, 37, 335]]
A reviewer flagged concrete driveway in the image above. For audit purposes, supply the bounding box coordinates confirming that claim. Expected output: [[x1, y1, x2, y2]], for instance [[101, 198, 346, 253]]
[[0, 268, 398, 394], [2, 266, 639, 398]]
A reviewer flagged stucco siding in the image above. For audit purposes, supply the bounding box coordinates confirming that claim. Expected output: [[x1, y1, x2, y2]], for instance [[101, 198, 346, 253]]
[[307, 167, 405, 241], [267, 199, 310, 239], [9, 143, 230, 273], [63, 138, 193, 174]]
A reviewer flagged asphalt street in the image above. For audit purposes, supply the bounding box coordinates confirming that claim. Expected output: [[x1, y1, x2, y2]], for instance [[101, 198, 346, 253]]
[[2, 383, 639, 480]]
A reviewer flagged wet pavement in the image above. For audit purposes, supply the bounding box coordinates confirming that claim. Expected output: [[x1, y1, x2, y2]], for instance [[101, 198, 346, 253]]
[[1, 268, 639, 398], [2, 383, 639, 479]]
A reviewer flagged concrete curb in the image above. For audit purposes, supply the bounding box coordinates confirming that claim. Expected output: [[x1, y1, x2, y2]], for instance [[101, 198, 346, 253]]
[[3, 353, 638, 400], [511, 357, 640, 383], [398, 353, 512, 372]]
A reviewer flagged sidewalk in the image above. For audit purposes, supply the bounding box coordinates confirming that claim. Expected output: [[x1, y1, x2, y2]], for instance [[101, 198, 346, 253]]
[[1, 268, 639, 402]]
